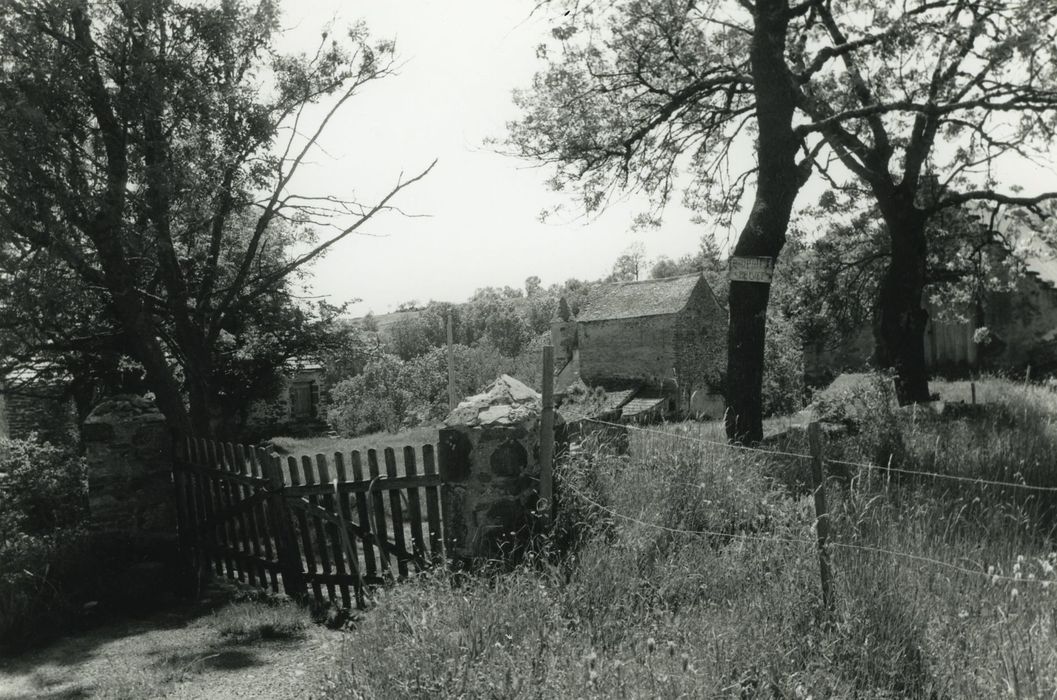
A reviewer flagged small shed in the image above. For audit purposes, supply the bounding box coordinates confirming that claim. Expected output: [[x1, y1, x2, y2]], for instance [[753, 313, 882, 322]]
[[551, 273, 726, 420]]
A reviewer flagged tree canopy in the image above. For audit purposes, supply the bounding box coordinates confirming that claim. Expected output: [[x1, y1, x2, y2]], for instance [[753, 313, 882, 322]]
[[0, 0, 433, 433]]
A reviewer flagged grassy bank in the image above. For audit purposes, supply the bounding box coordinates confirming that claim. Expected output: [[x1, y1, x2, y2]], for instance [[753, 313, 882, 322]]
[[322, 377, 1057, 698]]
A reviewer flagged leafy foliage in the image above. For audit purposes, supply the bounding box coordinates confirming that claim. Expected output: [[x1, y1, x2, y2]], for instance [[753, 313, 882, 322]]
[[0, 1, 431, 432]]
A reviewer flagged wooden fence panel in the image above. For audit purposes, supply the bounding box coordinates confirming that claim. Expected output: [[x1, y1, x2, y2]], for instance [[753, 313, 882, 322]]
[[174, 437, 443, 610]]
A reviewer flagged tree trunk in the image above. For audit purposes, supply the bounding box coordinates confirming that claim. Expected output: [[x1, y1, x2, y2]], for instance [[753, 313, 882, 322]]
[[875, 205, 931, 404], [108, 290, 193, 433], [724, 0, 805, 444]]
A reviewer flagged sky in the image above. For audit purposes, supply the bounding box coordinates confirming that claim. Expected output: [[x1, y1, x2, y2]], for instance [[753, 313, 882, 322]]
[[275, 0, 718, 315]]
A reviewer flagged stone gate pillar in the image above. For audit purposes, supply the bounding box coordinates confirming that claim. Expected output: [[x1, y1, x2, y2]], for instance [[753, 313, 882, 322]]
[[438, 375, 564, 566], [82, 395, 182, 605]]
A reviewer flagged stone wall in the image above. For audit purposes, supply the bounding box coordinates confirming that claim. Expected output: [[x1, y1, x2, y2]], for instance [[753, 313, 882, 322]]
[[673, 279, 727, 407], [0, 387, 79, 448], [579, 314, 676, 386]]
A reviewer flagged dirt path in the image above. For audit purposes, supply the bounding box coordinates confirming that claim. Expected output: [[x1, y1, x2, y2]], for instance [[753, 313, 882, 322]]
[[0, 597, 347, 699]]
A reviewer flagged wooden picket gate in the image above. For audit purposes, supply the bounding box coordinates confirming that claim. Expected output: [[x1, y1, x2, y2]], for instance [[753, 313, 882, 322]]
[[172, 436, 445, 609]]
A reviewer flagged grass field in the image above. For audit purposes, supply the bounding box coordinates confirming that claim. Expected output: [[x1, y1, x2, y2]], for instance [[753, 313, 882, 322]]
[[267, 425, 441, 458], [320, 376, 1057, 698]]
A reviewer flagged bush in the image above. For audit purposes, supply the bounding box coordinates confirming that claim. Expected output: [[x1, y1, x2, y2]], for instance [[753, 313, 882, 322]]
[[0, 436, 87, 538], [0, 436, 90, 653]]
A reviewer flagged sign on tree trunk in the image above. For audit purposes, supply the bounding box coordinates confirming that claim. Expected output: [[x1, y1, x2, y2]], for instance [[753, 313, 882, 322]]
[[728, 256, 775, 284]]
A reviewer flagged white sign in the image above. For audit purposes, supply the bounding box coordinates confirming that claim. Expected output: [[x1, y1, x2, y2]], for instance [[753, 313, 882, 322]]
[[728, 256, 775, 283]]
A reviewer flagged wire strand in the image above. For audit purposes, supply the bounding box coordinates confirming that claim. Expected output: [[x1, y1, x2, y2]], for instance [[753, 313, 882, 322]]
[[565, 483, 1051, 586], [579, 417, 1057, 494]]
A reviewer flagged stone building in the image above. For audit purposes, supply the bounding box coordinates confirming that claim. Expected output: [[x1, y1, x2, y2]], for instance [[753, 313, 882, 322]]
[[804, 211, 1057, 382], [551, 273, 726, 420], [0, 374, 79, 448]]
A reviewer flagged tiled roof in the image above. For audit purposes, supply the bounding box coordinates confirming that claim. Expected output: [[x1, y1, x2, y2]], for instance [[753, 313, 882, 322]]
[[621, 396, 666, 418], [576, 274, 703, 322]]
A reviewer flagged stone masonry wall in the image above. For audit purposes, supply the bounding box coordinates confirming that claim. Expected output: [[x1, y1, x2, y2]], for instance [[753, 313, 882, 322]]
[[0, 389, 79, 448], [438, 375, 562, 564], [673, 280, 727, 406], [82, 396, 176, 533], [578, 315, 676, 386]]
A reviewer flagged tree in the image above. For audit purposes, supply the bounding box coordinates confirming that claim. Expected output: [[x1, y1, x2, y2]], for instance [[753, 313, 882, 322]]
[[607, 241, 647, 281], [0, 0, 434, 434], [791, 0, 1057, 402], [509, 0, 817, 442]]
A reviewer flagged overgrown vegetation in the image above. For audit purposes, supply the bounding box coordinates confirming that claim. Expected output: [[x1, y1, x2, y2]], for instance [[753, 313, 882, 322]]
[[321, 377, 1057, 697], [0, 436, 90, 653]]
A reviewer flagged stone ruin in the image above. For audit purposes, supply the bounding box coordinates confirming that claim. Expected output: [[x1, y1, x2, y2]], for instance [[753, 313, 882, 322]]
[[439, 375, 564, 564]]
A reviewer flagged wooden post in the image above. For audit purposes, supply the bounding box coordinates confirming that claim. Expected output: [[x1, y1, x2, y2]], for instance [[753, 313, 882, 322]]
[[539, 345, 555, 523], [970, 380, 976, 405], [447, 312, 456, 411], [257, 449, 308, 601], [808, 422, 834, 613]]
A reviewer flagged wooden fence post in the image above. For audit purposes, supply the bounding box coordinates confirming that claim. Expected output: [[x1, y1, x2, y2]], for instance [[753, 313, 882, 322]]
[[539, 345, 555, 523], [808, 421, 834, 613], [258, 448, 308, 601], [447, 312, 456, 411]]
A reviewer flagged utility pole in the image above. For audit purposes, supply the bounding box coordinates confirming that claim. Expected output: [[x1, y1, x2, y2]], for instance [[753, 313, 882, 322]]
[[447, 311, 456, 410]]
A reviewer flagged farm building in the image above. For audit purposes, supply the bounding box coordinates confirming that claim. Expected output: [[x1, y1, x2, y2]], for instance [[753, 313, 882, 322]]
[[551, 273, 726, 421], [804, 210, 1057, 382], [0, 378, 79, 448]]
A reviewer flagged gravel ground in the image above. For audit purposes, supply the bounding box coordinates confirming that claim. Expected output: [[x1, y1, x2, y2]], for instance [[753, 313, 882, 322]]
[[0, 597, 346, 699]]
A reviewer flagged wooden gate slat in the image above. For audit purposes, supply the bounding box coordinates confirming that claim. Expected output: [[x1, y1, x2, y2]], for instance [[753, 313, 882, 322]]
[[403, 446, 427, 571], [304, 455, 336, 603], [350, 451, 377, 580], [367, 449, 392, 579], [195, 439, 224, 576], [287, 456, 322, 601], [246, 448, 280, 592], [224, 443, 256, 586], [422, 444, 443, 563], [259, 448, 307, 600], [234, 444, 268, 587], [318, 455, 352, 607], [213, 441, 242, 581], [385, 448, 410, 579]]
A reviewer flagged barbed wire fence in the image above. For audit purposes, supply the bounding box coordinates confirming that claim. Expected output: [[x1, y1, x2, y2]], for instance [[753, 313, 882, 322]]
[[566, 416, 1057, 606]]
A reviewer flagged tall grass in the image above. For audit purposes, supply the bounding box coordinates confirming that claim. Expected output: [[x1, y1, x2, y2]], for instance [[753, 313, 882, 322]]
[[324, 377, 1057, 698]]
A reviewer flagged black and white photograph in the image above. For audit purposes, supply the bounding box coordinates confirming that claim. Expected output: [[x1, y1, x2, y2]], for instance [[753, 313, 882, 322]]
[[2, 0, 1057, 697]]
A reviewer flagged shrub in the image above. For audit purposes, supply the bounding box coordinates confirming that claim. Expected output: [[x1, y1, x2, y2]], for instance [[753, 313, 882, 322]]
[[0, 436, 87, 538], [0, 437, 90, 653]]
